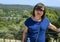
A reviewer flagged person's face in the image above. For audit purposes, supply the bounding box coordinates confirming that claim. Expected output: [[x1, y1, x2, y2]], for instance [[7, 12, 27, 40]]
[[34, 6, 44, 17]]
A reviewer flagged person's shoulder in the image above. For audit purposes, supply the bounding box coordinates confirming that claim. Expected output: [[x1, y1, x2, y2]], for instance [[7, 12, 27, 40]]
[[24, 17, 31, 26], [25, 17, 31, 21], [44, 17, 50, 22], [44, 17, 49, 20], [25, 17, 31, 23]]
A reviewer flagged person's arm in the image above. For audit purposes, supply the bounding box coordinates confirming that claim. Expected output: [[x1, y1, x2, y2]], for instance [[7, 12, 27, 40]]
[[21, 26, 28, 42], [48, 23, 60, 32]]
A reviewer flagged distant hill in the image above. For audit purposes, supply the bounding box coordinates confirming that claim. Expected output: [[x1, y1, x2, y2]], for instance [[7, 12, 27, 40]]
[[0, 4, 33, 12], [46, 6, 60, 10], [0, 4, 60, 10], [0, 4, 60, 16], [52, 7, 60, 10], [0, 4, 60, 11]]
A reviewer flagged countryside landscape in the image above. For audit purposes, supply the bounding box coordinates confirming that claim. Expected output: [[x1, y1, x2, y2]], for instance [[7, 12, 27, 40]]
[[0, 4, 60, 42]]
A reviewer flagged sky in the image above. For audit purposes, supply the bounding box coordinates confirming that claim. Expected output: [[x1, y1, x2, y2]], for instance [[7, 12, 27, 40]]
[[0, 0, 60, 7]]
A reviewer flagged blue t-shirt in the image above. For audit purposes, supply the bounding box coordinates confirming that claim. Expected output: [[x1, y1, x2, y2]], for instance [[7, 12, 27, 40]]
[[24, 17, 50, 42]]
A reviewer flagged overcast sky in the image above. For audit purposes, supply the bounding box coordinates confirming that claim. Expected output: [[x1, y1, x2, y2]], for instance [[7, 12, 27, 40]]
[[0, 0, 60, 7]]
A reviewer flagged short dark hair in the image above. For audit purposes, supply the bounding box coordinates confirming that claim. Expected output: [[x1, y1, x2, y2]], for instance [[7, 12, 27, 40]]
[[32, 3, 46, 20]]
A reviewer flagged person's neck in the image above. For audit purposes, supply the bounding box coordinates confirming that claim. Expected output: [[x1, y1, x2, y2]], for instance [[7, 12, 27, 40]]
[[32, 16, 42, 21]]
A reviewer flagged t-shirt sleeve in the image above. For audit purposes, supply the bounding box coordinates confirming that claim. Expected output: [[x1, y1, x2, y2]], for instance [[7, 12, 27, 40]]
[[24, 18, 29, 27], [47, 18, 50, 26]]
